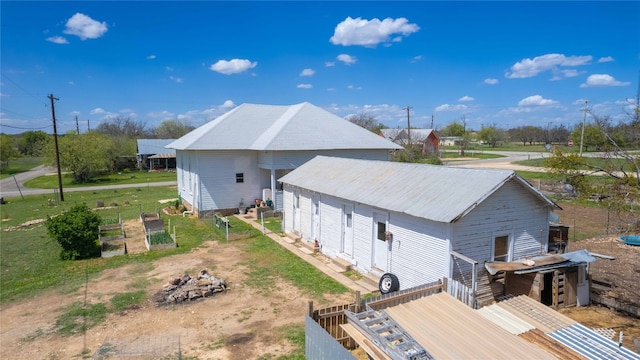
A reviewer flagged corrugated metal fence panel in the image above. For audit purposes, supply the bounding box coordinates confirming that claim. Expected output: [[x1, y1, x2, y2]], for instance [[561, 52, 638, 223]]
[[549, 323, 640, 360], [305, 315, 356, 360], [275, 190, 283, 211]]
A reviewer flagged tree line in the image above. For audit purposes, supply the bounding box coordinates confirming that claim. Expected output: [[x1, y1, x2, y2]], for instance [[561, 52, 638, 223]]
[[1, 118, 193, 182]]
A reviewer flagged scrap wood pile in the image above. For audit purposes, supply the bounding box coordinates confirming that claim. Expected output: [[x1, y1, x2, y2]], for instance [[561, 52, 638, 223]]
[[160, 269, 227, 303]]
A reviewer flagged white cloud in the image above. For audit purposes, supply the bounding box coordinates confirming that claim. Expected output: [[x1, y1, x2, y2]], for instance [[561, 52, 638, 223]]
[[598, 56, 614, 63], [147, 55, 156, 60], [518, 95, 558, 106], [325, 61, 335, 67], [209, 59, 257, 75], [90, 107, 105, 115], [347, 84, 362, 90], [148, 110, 175, 119], [330, 16, 420, 47], [337, 54, 357, 65], [46, 36, 69, 44], [435, 104, 468, 112], [63, 13, 108, 40], [297, 84, 312, 89], [300, 68, 315, 77], [68, 81, 75, 86], [165, 66, 174, 72], [410, 55, 422, 63], [506, 53, 592, 79], [458, 96, 474, 102], [484, 78, 499, 85], [580, 74, 630, 88], [169, 76, 183, 83], [221, 100, 235, 108]]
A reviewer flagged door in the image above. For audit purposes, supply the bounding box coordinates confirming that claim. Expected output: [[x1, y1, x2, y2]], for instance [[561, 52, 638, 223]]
[[372, 213, 389, 272], [341, 205, 354, 257], [311, 196, 320, 241], [293, 193, 301, 234]]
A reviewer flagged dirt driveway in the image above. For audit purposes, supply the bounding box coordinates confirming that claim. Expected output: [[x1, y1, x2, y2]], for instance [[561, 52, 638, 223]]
[[0, 234, 351, 359]]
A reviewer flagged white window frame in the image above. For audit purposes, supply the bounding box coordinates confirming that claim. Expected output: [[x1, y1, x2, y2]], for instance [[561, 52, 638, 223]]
[[491, 233, 513, 262]]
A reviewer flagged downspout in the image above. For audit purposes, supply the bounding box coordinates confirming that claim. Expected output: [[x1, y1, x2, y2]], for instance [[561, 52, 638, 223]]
[[270, 167, 276, 210]]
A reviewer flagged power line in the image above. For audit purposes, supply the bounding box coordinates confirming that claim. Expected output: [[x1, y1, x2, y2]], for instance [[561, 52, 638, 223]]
[[0, 123, 52, 130], [1, 73, 48, 106]]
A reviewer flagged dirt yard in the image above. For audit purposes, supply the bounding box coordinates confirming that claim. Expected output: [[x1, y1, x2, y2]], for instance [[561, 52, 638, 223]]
[[2, 203, 639, 359], [0, 224, 352, 360]]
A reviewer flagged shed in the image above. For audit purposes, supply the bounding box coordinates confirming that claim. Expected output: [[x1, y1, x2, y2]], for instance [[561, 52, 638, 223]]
[[280, 156, 560, 306], [136, 139, 176, 170]]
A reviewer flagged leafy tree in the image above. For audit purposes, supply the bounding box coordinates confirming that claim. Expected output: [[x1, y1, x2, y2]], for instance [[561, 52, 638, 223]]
[[478, 125, 507, 148], [46, 132, 114, 182], [440, 121, 465, 137], [17, 130, 49, 156], [155, 120, 194, 138], [570, 123, 606, 152], [46, 204, 101, 260], [0, 134, 20, 168]]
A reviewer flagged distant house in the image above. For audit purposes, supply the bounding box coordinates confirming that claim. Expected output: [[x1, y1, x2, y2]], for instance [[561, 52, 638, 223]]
[[379, 128, 439, 154], [166, 102, 402, 216], [439, 136, 464, 147], [279, 156, 581, 307], [136, 139, 176, 171]]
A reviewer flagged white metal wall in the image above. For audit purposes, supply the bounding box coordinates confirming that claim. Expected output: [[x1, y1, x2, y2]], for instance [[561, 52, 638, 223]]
[[451, 180, 550, 263]]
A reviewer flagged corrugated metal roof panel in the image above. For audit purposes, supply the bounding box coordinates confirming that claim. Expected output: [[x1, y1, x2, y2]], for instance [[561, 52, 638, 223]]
[[137, 139, 176, 155], [549, 323, 640, 360], [385, 292, 556, 359], [496, 295, 576, 333], [279, 156, 554, 223], [166, 102, 402, 151], [477, 304, 535, 335]]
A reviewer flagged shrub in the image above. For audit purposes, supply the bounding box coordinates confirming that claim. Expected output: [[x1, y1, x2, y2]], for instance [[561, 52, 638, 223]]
[[46, 204, 101, 260], [96, 200, 105, 208]]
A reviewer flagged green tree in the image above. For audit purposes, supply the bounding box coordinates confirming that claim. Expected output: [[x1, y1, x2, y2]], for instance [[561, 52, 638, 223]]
[[441, 121, 465, 137], [46, 204, 101, 260], [17, 130, 49, 156], [478, 125, 507, 148], [154, 120, 194, 138], [46, 132, 114, 182], [570, 123, 606, 152], [0, 134, 21, 168]]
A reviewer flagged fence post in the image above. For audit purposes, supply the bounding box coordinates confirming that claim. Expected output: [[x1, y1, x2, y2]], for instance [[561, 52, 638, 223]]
[[261, 212, 265, 234], [225, 218, 229, 241]]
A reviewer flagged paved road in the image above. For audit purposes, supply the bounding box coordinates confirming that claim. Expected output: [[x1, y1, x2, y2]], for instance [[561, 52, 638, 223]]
[[0, 165, 176, 199], [444, 150, 552, 171]]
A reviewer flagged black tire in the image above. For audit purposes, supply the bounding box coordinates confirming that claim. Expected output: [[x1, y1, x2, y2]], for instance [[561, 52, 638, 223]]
[[378, 273, 400, 294]]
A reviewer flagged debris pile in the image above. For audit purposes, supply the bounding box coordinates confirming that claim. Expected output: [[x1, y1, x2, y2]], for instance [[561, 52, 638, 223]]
[[161, 269, 227, 303]]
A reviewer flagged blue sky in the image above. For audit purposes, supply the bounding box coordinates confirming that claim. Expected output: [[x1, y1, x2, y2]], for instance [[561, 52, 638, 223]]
[[1, 1, 638, 135]]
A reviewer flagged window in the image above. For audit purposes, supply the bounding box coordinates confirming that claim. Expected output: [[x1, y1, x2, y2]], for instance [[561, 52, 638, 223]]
[[236, 173, 244, 183], [493, 235, 510, 261], [377, 221, 386, 241]]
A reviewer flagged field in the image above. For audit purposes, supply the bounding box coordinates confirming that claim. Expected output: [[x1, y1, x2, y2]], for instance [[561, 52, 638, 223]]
[[1, 186, 639, 358]]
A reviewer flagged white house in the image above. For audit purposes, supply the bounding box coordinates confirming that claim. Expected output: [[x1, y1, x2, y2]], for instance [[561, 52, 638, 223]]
[[279, 156, 574, 306], [166, 102, 402, 216]]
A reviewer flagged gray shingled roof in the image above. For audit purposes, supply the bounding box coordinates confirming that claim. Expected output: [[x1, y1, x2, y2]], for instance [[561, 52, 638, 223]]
[[166, 102, 402, 151], [279, 156, 557, 223], [137, 139, 176, 155]]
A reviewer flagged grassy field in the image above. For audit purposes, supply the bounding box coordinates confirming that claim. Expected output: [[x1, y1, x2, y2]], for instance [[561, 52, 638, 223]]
[[24, 169, 177, 188], [0, 185, 348, 305], [0, 157, 43, 180]]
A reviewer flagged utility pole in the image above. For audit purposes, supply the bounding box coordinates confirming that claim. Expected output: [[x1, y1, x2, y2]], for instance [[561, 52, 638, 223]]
[[87, 119, 90, 132], [579, 99, 588, 156], [48, 94, 64, 202], [404, 106, 412, 145], [430, 114, 434, 129], [75, 115, 80, 134]]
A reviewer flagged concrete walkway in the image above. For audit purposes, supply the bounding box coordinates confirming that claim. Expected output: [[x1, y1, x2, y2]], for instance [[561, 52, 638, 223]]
[[234, 213, 379, 295]]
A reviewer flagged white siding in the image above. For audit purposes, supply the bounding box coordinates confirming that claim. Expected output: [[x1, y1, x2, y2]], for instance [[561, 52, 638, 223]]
[[451, 180, 549, 263], [193, 150, 260, 211], [298, 189, 313, 244], [388, 213, 450, 289], [318, 196, 343, 259], [283, 186, 294, 233], [352, 205, 374, 273]]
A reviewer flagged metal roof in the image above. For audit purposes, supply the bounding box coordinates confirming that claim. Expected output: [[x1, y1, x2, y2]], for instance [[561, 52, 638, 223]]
[[549, 323, 640, 360], [477, 304, 536, 335], [279, 156, 558, 223], [166, 102, 402, 151], [136, 139, 176, 155], [384, 292, 556, 359]]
